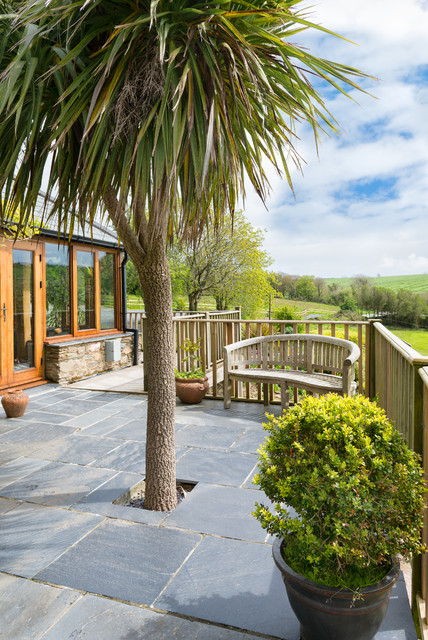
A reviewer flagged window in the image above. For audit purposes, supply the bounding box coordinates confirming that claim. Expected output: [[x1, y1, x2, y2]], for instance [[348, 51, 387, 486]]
[[45, 243, 71, 336], [99, 252, 115, 329], [45, 243, 120, 339], [76, 250, 95, 330]]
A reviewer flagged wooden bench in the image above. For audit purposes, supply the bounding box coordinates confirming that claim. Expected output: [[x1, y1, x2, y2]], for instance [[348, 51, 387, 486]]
[[223, 333, 360, 411]]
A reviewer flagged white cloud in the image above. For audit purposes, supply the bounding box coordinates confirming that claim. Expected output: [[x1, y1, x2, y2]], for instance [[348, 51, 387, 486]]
[[241, 0, 428, 277]]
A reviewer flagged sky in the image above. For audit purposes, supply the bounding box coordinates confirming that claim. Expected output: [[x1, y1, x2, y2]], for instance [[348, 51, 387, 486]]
[[240, 0, 428, 278]]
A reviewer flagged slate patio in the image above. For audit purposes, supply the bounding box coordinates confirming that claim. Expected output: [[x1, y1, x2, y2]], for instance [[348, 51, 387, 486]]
[[0, 383, 417, 639]]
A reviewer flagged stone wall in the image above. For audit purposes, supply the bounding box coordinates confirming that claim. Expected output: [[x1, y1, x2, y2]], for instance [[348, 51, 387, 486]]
[[45, 333, 135, 384]]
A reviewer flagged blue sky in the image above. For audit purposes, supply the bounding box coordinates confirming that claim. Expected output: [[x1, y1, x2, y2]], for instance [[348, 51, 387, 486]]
[[241, 0, 428, 278]]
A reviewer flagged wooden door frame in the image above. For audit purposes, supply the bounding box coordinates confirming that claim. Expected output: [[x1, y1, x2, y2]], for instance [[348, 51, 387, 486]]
[[0, 238, 45, 391]]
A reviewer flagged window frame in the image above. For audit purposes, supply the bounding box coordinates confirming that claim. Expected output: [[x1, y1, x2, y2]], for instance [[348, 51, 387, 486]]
[[44, 240, 122, 343]]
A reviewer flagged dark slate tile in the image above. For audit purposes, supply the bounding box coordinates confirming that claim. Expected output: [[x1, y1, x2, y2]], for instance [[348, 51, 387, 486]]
[[0, 497, 21, 514], [0, 423, 75, 447], [0, 457, 50, 489], [63, 407, 124, 429], [72, 472, 168, 525], [91, 440, 146, 473], [230, 429, 267, 454], [174, 424, 245, 450], [0, 417, 28, 435], [53, 399, 121, 416], [155, 536, 300, 639], [42, 593, 266, 640], [19, 410, 75, 424], [163, 483, 267, 542], [76, 415, 133, 436], [36, 519, 201, 606], [106, 419, 147, 441], [31, 435, 123, 465], [376, 575, 417, 639], [1, 461, 116, 507], [0, 573, 81, 639], [175, 449, 258, 487], [0, 502, 102, 577], [79, 391, 129, 403]]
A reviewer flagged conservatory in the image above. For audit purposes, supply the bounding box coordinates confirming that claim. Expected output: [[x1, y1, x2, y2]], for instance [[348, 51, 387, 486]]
[[0, 222, 134, 392]]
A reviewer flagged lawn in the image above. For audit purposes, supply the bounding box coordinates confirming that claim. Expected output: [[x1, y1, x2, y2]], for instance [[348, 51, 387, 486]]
[[271, 298, 340, 319], [325, 274, 428, 295], [386, 327, 428, 356]]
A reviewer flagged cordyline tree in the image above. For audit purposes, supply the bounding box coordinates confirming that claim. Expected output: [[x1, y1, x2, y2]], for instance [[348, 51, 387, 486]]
[[0, 1, 368, 511]]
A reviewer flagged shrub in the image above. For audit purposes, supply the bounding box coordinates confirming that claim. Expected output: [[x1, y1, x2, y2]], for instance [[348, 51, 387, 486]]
[[254, 394, 426, 589]]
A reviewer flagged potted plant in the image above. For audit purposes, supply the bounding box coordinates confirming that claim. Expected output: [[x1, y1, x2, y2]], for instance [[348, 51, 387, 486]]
[[175, 338, 209, 403], [254, 394, 426, 640]]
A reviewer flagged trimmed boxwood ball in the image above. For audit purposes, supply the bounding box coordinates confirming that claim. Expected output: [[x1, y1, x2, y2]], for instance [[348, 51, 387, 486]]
[[254, 394, 426, 589]]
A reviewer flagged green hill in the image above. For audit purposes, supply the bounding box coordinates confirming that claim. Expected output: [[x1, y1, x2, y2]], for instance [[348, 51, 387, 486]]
[[325, 274, 428, 295]]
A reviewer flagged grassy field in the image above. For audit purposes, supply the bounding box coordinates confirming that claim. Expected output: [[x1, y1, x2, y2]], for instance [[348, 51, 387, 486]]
[[271, 298, 340, 319], [325, 273, 428, 294], [386, 327, 428, 356]]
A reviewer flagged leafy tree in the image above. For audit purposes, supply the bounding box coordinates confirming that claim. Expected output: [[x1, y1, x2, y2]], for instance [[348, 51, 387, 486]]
[[170, 212, 274, 317], [295, 275, 318, 301], [314, 277, 327, 302], [0, 1, 368, 510]]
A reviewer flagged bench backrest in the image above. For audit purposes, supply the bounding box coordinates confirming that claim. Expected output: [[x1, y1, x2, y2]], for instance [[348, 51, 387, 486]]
[[225, 334, 357, 374]]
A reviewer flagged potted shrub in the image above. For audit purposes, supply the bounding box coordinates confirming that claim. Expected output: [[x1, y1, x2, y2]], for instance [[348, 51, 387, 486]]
[[175, 338, 209, 403], [254, 394, 426, 640]]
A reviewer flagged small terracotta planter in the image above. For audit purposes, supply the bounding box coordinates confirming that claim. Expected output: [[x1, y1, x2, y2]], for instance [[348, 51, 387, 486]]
[[175, 377, 209, 404], [1, 389, 29, 418]]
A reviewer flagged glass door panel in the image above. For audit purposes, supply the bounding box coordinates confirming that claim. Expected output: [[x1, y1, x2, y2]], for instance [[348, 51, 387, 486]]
[[13, 249, 35, 371], [0, 240, 43, 390]]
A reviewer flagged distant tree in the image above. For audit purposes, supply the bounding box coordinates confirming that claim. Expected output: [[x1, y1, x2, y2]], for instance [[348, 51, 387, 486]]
[[126, 262, 143, 298], [295, 276, 318, 302], [314, 277, 327, 302], [169, 212, 274, 316]]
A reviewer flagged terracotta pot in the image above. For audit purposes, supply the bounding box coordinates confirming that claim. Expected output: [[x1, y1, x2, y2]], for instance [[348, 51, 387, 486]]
[[175, 377, 209, 404], [272, 538, 400, 640], [1, 389, 29, 418]]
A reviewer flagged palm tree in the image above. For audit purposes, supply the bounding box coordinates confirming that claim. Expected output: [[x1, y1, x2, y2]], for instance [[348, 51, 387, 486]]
[[0, 0, 369, 511]]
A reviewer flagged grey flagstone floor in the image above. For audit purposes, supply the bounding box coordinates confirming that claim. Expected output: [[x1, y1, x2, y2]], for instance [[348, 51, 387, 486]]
[[0, 381, 417, 639]]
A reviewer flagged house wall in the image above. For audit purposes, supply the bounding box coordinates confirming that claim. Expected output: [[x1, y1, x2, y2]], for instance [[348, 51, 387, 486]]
[[44, 333, 134, 384]]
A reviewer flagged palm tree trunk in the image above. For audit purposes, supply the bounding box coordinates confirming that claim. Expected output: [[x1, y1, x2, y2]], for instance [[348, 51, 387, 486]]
[[138, 240, 177, 512]]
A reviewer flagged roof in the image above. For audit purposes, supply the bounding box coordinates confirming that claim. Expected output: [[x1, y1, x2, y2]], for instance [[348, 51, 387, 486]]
[[2, 191, 121, 249]]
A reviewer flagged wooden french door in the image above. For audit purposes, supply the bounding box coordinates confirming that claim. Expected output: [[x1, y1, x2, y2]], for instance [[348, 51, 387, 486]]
[[0, 240, 44, 391]]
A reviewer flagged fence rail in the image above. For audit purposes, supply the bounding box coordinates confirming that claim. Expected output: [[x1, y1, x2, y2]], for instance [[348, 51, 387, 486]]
[[367, 321, 428, 628]]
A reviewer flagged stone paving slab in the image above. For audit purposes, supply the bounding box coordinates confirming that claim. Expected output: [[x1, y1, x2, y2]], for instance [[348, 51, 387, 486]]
[[156, 535, 300, 640], [175, 424, 245, 450], [103, 417, 148, 441], [164, 482, 268, 543], [0, 422, 76, 447], [31, 434, 124, 466], [176, 448, 258, 486], [175, 405, 264, 430], [36, 519, 202, 606], [71, 472, 168, 525], [90, 440, 147, 473], [76, 414, 133, 436], [0, 502, 102, 578], [41, 593, 272, 640], [62, 407, 123, 429], [231, 428, 268, 454], [1, 461, 116, 507], [0, 457, 50, 489], [0, 574, 82, 640], [0, 497, 21, 514]]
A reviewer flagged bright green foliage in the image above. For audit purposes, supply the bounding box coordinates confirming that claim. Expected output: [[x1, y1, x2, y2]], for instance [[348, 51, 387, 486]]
[[254, 394, 426, 589], [168, 211, 274, 316], [174, 338, 204, 378]]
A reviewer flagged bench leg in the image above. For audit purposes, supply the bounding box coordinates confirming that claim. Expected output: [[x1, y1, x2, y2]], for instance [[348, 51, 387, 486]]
[[263, 383, 269, 407], [224, 375, 232, 409], [280, 382, 290, 413]]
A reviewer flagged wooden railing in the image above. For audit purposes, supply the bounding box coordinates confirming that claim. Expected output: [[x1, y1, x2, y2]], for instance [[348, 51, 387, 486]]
[[367, 321, 428, 626], [172, 318, 368, 398], [418, 366, 428, 639]]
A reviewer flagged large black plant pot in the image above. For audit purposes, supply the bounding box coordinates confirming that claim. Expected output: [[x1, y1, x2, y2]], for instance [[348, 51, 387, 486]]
[[272, 538, 400, 640]]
